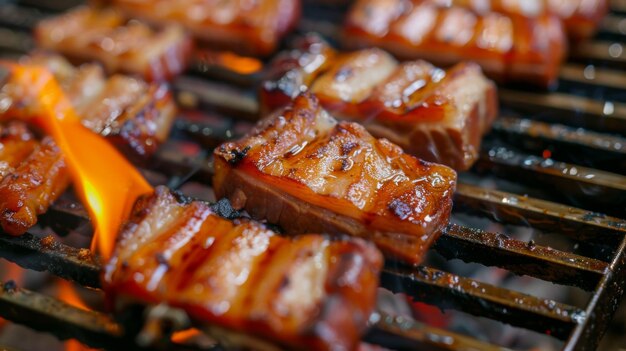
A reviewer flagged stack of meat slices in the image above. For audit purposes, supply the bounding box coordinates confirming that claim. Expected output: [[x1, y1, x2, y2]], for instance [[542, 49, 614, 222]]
[[344, 0, 567, 87], [214, 93, 457, 265], [0, 53, 177, 161], [429, 0, 608, 41], [104, 186, 383, 351], [35, 6, 193, 81], [108, 0, 301, 56], [0, 121, 69, 236], [262, 37, 497, 170]]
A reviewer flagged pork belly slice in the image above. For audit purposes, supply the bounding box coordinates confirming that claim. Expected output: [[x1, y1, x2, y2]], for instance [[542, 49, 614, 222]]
[[0, 124, 70, 236], [261, 42, 498, 170], [214, 93, 457, 265], [344, 0, 566, 87], [109, 0, 300, 56], [429, 0, 608, 41], [104, 186, 382, 351], [0, 54, 177, 160], [362, 60, 497, 170], [261, 34, 338, 114], [34, 6, 193, 81]]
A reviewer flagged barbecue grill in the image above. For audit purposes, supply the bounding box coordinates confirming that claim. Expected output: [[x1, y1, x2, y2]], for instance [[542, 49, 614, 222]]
[[0, 0, 626, 350]]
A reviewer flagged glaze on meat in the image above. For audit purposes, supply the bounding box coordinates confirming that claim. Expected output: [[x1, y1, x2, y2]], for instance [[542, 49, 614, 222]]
[[35, 6, 193, 81], [214, 93, 457, 265], [104, 186, 382, 351], [344, 0, 567, 86], [262, 39, 497, 170], [429, 0, 608, 41], [109, 0, 301, 56], [0, 122, 69, 236], [0, 53, 177, 161]]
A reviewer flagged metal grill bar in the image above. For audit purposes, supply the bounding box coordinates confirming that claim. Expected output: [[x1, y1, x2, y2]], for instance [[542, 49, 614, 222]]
[[571, 41, 626, 69], [559, 64, 626, 90], [490, 117, 626, 175], [0, 281, 209, 351], [0, 233, 99, 288], [381, 265, 583, 339], [437, 224, 608, 291], [454, 183, 626, 241], [475, 147, 626, 217], [499, 90, 626, 135]]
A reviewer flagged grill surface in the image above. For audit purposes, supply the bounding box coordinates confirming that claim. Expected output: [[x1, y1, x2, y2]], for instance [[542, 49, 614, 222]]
[[0, 1, 626, 350]]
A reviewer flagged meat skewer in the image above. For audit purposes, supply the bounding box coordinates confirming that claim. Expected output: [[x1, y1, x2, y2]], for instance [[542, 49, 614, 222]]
[[104, 186, 383, 351], [107, 0, 301, 56], [35, 6, 193, 81], [344, 0, 567, 87], [0, 53, 177, 161], [214, 93, 457, 265], [262, 37, 498, 170], [0, 122, 69, 236], [429, 0, 609, 41]]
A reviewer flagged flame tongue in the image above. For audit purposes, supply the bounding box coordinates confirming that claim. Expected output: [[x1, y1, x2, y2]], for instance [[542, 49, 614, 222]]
[[4, 64, 153, 260]]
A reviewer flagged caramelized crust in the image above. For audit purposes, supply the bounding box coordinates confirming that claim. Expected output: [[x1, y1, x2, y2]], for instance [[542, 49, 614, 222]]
[[214, 93, 456, 264], [0, 133, 70, 236], [34, 6, 193, 81], [109, 0, 300, 56], [262, 41, 497, 170], [430, 0, 608, 41], [104, 186, 382, 351], [0, 53, 177, 160], [344, 0, 566, 87]]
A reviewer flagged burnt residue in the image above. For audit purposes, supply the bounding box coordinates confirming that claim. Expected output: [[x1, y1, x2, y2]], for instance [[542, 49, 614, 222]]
[[226, 145, 251, 165], [171, 189, 194, 205], [211, 198, 242, 220]]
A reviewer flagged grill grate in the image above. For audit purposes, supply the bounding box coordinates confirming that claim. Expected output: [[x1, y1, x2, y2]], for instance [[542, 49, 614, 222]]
[[0, 1, 626, 350]]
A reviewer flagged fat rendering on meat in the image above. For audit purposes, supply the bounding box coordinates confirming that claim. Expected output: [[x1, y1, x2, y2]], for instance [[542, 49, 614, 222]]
[[35, 6, 193, 81], [262, 37, 498, 170], [344, 0, 567, 87], [0, 122, 69, 236], [0, 53, 177, 161], [214, 93, 457, 265], [104, 186, 383, 351], [108, 0, 301, 56], [429, 0, 608, 41]]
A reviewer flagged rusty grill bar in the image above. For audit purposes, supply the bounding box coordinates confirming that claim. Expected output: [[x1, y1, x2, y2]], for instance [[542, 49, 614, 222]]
[[0, 1, 625, 350]]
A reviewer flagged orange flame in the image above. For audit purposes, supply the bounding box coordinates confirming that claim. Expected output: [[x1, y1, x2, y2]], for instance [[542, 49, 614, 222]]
[[57, 280, 98, 351], [2, 64, 153, 260], [199, 50, 263, 75], [171, 328, 202, 343]]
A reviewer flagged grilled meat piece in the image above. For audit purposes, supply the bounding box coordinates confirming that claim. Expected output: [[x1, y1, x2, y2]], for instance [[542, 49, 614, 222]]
[[262, 41, 497, 170], [0, 53, 177, 160], [261, 34, 337, 113], [104, 186, 382, 351], [214, 93, 457, 265], [34, 6, 193, 81], [109, 0, 300, 56], [0, 123, 70, 236], [430, 0, 608, 41], [344, 0, 567, 87]]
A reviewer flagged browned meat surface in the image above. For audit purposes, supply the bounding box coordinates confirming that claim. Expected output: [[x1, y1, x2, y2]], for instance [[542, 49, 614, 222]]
[[104, 186, 382, 351], [214, 93, 457, 265], [262, 40, 497, 170], [0, 53, 177, 160], [344, 0, 567, 87], [109, 0, 300, 56], [429, 0, 608, 41], [34, 6, 193, 81], [0, 123, 70, 236]]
